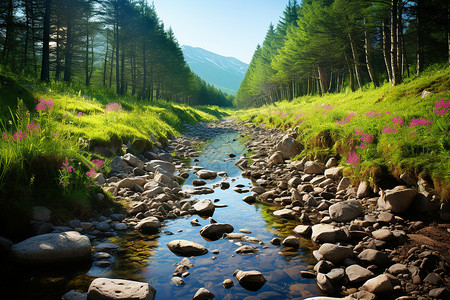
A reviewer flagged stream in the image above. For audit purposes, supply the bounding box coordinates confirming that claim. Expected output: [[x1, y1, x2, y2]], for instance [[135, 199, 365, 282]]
[[8, 129, 322, 299]]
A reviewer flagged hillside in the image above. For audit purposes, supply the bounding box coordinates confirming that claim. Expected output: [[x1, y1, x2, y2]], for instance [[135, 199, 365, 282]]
[[182, 45, 248, 95]]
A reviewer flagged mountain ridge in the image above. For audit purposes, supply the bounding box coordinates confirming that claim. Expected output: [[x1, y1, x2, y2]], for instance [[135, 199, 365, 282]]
[[182, 45, 249, 95]]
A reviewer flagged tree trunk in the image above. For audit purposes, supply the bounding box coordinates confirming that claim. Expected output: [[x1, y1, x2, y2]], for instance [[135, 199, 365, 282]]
[[41, 0, 51, 82], [64, 18, 73, 82], [55, 16, 62, 80], [391, 0, 401, 85], [382, 19, 392, 82], [348, 33, 362, 89], [103, 34, 109, 87], [2, 0, 13, 61], [364, 29, 379, 87], [23, 0, 30, 69], [318, 66, 331, 94], [345, 53, 355, 91], [120, 51, 125, 95], [416, 0, 424, 74], [115, 1, 120, 95], [397, 3, 403, 76], [85, 23, 90, 86]]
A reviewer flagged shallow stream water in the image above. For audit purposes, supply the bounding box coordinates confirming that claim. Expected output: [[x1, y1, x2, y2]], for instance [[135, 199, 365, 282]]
[[7, 130, 322, 299]]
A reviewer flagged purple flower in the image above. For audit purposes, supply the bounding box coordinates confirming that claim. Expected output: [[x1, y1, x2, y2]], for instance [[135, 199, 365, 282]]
[[348, 151, 360, 168], [92, 159, 104, 168], [336, 112, 356, 125], [382, 126, 397, 134], [76, 112, 83, 117], [391, 116, 404, 126], [434, 98, 449, 115], [87, 168, 96, 178], [36, 98, 54, 112], [409, 118, 433, 127]]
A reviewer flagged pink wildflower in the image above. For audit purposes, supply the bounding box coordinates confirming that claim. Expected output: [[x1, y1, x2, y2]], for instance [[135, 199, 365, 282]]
[[105, 102, 122, 113], [409, 118, 433, 127], [61, 157, 75, 173], [361, 133, 374, 144], [336, 112, 356, 125], [354, 128, 362, 135], [92, 159, 104, 168], [298, 119, 306, 124], [280, 113, 288, 117], [87, 168, 96, 178], [410, 132, 416, 136], [391, 116, 404, 126], [382, 126, 397, 134], [348, 151, 360, 168], [364, 110, 383, 117], [358, 143, 368, 149], [36, 98, 54, 112], [76, 112, 83, 117], [434, 98, 450, 115], [2, 132, 8, 139]]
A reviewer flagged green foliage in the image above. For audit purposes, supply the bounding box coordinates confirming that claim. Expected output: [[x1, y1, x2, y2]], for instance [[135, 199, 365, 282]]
[[234, 67, 450, 200]]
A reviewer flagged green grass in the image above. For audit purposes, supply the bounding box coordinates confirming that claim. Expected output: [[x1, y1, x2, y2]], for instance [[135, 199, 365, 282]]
[[233, 67, 450, 201], [0, 74, 229, 238]]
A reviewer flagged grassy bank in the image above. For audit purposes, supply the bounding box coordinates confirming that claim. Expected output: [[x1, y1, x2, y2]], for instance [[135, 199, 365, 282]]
[[234, 67, 450, 201], [0, 74, 228, 239]]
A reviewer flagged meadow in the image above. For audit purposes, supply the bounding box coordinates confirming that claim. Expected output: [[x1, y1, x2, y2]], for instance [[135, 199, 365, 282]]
[[234, 67, 450, 201]]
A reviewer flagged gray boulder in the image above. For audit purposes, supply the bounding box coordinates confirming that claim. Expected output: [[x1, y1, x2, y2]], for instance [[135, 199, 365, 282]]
[[193, 199, 215, 216], [275, 136, 304, 159], [167, 240, 208, 257], [196, 170, 217, 180], [32, 206, 51, 222], [317, 243, 353, 264], [324, 167, 344, 180], [358, 249, 390, 266], [145, 160, 175, 173], [88, 278, 156, 300], [377, 186, 417, 213], [11, 231, 91, 264], [329, 200, 363, 222], [304, 161, 326, 175], [345, 264, 374, 284], [135, 217, 161, 234], [357, 181, 371, 198], [361, 274, 393, 294], [199, 223, 234, 241], [192, 288, 214, 300], [233, 269, 266, 291]]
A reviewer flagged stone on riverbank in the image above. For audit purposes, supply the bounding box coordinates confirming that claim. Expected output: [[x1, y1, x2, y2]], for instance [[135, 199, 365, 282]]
[[11, 231, 91, 264], [196, 170, 217, 180], [135, 217, 161, 234], [377, 186, 417, 213], [317, 243, 353, 264], [167, 240, 208, 257], [329, 200, 363, 222], [275, 136, 304, 159], [361, 274, 393, 294], [88, 278, 156, 300], [192, 288, 215, 300]]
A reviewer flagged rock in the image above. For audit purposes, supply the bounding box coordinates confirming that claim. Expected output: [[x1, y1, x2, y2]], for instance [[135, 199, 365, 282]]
[[329, 200, 363, 222], [414, 191, 440, 213], [223, 233, 264, 244], [304, 161, 326, 175], [326, 157, 338, 168], [361, 274, 393, 294], [233, 269, 266, 291], [146, 160, 175, 173], [275, 136, 304, 159], [135, 217, 161, 234], [273, 208, 296, 219], [377, 212, 394, 223], [345, 264, 374, 284], [377, 186, 417, 213], [316, 273, 337, 295], [357, 181, 371, 198], [429, 287, 450, 299], [324, 167, 343, 180], [269, 151, 284, 164], [300, 271, 316, 278], [337, 177, 351, 192], [220, 181, 230, 189], [171, 277, 185, 286], [154, 172, 178, 188], [282, 236, 299, 248], [196, 170, 217, 180], [122, 153, 144, 168], [113, 223, 127, 231], [167, 240, 208, 257], [116, 177, 148, 190], [388, 263, 409, 275], [223, 279, 234, 289], [61, 290, 86, 300], [317, 243, 353, 264], [235, 245, 258, 254], [293, 225, 312, 236], [311, 224, 347, 243], [11, 231, 91, 264], [327, 268, 345, 282], [88, 278, 156, 300], [192, 179, 207, 186], [192, 288, 214, 300], [423, 273, 443, 285], [199, 223, 234, 241], [358, 249, 390, 266], [192, 199, 215, 217], [349, 291, 376, 300], [32, 206, 51, 222], [242, 195, 256, 204], [371, 229, 393, 242]]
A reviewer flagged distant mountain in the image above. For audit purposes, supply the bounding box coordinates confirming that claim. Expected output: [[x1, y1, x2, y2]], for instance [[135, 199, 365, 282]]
[[182, 45, 248, 95]]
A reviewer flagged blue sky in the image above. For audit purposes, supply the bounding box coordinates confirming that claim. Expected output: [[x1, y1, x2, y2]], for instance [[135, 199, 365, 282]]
[[150, 0, 290, 64]]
